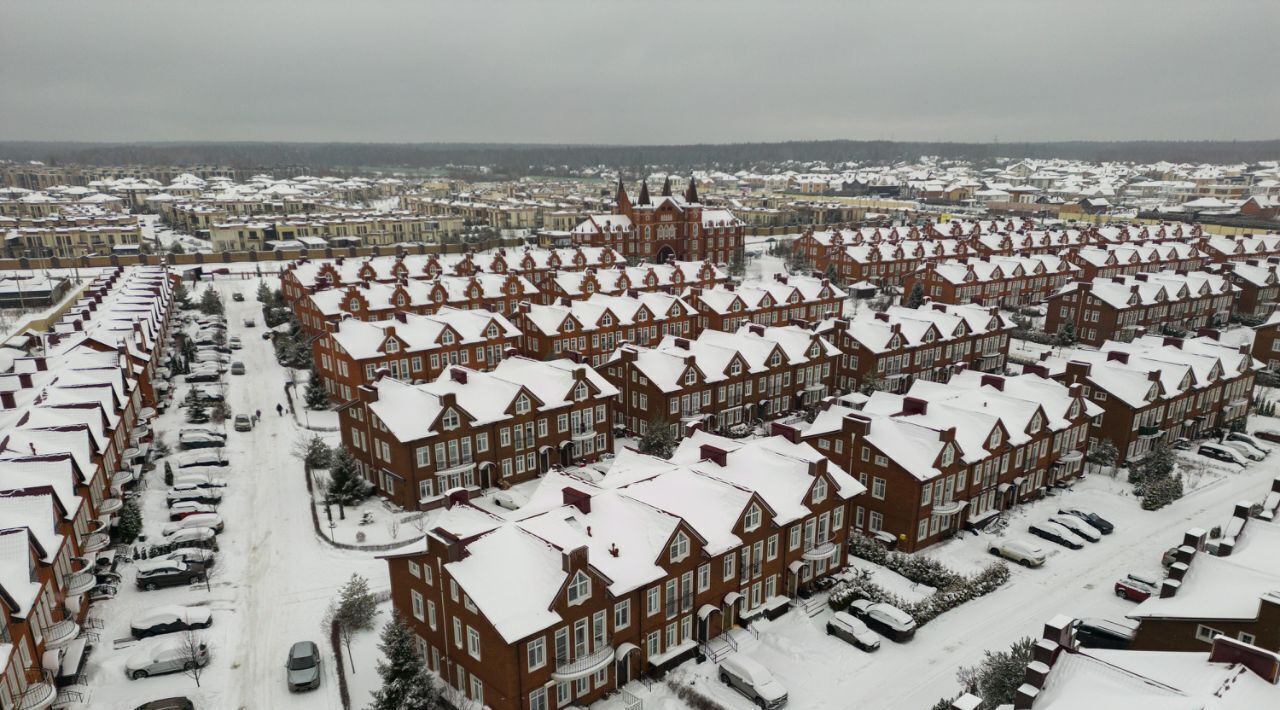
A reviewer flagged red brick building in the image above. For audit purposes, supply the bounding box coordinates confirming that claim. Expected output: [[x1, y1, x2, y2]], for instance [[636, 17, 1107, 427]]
[[1065, 244, 1209, 281], [379, 434, 864, 710], [1044, 270, 1235, 347], [512, 293, 696, 369], [1252, 312, 1280, 371], [540, 261, 727, 305], [1216, 260, 1280, 319], [682, 274, 846, 334], [792, 229, 968, 288], [903, 254, 1080, 307], [571, 179, 744, 266]]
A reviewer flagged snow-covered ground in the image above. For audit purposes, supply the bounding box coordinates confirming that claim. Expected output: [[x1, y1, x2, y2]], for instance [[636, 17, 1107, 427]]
[[86, 277, 388, 709]]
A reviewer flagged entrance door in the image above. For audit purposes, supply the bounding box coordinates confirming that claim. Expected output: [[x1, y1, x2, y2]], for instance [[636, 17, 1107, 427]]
[[616, 656, 630, 685]]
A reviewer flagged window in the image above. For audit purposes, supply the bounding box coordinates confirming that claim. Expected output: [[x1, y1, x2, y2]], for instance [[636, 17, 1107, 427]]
[[647, 631, 660, 658], [411, 590, 425, 621], [789, 525, 801, 550], [647, 586, 660, 616], [918, 520, 929, 542], [614, 600, 631, 630], [515, 394, 531, 414], [476, 433, 488, 453], [469, 676, 484, 704], [452, 618, 462, 648], [812, 478, 827, 504], [529, 688, 547, 710], [766, 534, 778, 561], [872, 477, 886, 499], [1239, 631, 1256, 645], [566, 571, 591, 605], [408, 560, 420, 578], [723, 554, 736, 581], [427, 600, 436, 629], [921, 482, 932, 506], [743, 503, 762, 532], [1196, 625, 1222, 643], [669, 532, 689, 562], [697, 563, 710, 592], [467, 626, 481, 659], [441, 409, 460, 431], [833, 505, 844, 530]]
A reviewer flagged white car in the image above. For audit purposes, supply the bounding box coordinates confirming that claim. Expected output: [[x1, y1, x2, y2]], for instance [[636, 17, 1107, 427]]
[[164, 527, 218, 549], [164, 547, 216, 568], [847, 599, 917, 641], [177, 430, 225, 450], [989, 538, 1047, 567], [1048, 514, 1102, 543], [826, 611, 881, 651], [168, 501, 216, 521], [718, 655, 788, 709], [172, 472, 229, 489], [177, 450, 228, 468], [1219, 439, 1265, 462], [126, 637, 210, 680], [492, 491, 526, 511], [1227, 432, 1271, 454], [163, 513, 225, 536]]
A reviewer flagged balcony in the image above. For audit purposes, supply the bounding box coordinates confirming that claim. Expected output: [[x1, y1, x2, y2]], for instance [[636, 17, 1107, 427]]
[[802, 541, 838, 561], [42, 618, 81, 650], [571, 429, 596, 442], [81, 533, 110, 553], [63, 571, 96, 597], [1138, 425, 1162, 438], [435, 461, 475, 477], [16, 682, 55, 710], [111, 468, 136, 487], [551, 643, 615, 682], [96, 497, 123, 515]]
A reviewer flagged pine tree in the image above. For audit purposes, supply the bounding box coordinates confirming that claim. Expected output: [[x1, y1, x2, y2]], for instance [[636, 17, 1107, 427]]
[[953, 636, 1036, 710], [198, 287, 224, 316], [1139, 441, 1175, 480], [368, 613, 441, 710], [255, 280, 272, 303], [304, 366, 330, 410], [116, 499, 143, 543], [338, 574, 378, 634], [907, 282, 926, 308], [638, 415, 678, 459], [327, 447, 369, 516], [173, 280, 192, 310], [186, 397, 209, 424], [1141, 474, 1184, 510], [1085, 438, 1118, 473], [1053, 323, 1075, 347]]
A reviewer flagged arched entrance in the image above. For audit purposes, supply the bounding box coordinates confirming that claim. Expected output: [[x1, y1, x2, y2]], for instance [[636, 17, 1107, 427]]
[[559, 441, 574, 467], [655, 245, 675, 264]]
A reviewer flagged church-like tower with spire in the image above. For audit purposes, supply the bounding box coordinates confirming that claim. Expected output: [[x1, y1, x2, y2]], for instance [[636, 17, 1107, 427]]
[[571, 175, 744, 266]]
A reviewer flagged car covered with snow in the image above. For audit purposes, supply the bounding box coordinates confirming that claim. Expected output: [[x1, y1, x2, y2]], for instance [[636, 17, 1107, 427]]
[[826, 611, 881, 651], [1219, 439, 1265, 462], [183, 370, 220, 384], [163, 513, 225, 536], [130, 605, 214, 639], [1029, 520, 1085, 550], [125, 637, 209, 680], [166, 485, 223, 506], [177, 450, 228, 468], [988, 538, 1047, 567], [1226, 432, 1271, 455], [172, 472, 229, 489], [1057, 508, 1114, 535], [847, 599, 917, 642], [135, 559, 207, 591], [1072, 617, 1136, 650], [163, 548, 216, 569], [167, 501, 216, 521], [492, 491, 527, 511], [162, 527, 218, 550], [718, 654, 788, 708], [1114, 572, 1160, 601], [1047, 514, 1102, 543], [1197, 442, 1248, 465], [1253, 429, 1280, 445], [177, 430, 225, 450]]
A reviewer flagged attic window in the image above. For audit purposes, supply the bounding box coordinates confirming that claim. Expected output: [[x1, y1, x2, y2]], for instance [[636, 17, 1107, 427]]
[[941, 444, 954, 467], [441, 331, 455, 345], [1030, 413, 1041, 433], [574, 382, 589, 402], [637, 311, 648, 322], [770, 353, 782, 367], [809, 345, 820, 357], [566, 571, 591, 606], [601, 314, 613, 327], [442, 409, 460, 431], [743, 504, 762, 532], [564, 320, 575, 332], [988, 429, 1001, 449], [811, 478, 828, 505], [486, 325, 498, 338], [396, 294, 406, 307], [684, 370, 696, 386], [349, 298, 360, 311], [386, 339, 400, 354], [730, 361, 742, 376], [1069, 402, 1080, 418], [669, 532, 689, 563], [515, 395, 531, 415]]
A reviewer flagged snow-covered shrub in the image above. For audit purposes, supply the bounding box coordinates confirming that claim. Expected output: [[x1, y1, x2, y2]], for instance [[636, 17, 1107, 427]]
[[828, 561, 1010, 626], [847, 533, 961, 588], [1141, 474, 1184, 511]]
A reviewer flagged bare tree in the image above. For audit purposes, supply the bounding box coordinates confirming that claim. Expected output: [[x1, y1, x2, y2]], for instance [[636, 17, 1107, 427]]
[[178, 630, 210, 688]]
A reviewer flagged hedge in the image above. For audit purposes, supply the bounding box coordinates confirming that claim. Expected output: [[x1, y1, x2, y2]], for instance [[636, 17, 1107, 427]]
[[830, 555, 1011, 627]]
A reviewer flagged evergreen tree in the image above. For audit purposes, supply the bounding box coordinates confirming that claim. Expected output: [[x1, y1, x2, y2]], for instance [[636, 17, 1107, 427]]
[[304, 366, 330, 410], [1141, 474, 1184, 511], [167, 241, 186, 255], [952, 637, 1036, 710], [116, 499, 143, 543], [255, 280, 272, 303], [186, 396, 209, 424], [173, 280, 192, 310], [1085, 438, 1118, 473], [907, 282, 926, 309], [198, 287, 224, 316], [327, 447, 369, 516], [638, 415, 678, 459], [1053, 323, 1075, 347], [1138, 441, 1175, 480], [368, 613, 441, 710]]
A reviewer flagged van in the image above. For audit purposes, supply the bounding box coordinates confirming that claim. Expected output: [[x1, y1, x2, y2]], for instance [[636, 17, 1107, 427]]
[[1073, 618, 1136, 650], [718, 655, 787, 709]]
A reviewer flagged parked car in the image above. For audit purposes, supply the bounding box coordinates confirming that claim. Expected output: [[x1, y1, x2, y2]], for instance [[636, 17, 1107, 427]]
[[1057, 508, 1115, 535], [184, 370, 219, 384], [133, 698, 194, 710], [1114, 572, 1160, 602], [177, 451, 228, 468], [1073, 618, 1136, 650], [847, 599, 917, 642], [178, 431, 225, 450], [1198, 443, 1248, 465], [1219, 439, 1265, 462], [89, 583, 118, 602], [164, 548, 217, 569], [228, 336, 242, 350], [163, 527, 219, 550], [136, 560, 207, 591], [172, 473, 229, 489], [988, 538, 1047, 567], [244, 318, 256, 328], [1048, 514, 1102, 543], [718, 655, 788, 709], [1029, 520, 1085, 550], [1161, 546, 1180, 568], [1253, 429, 1280, 445], [126, 638, 210, 680], [131, 606, 213, 639], [1170, 437, 1192, 451], [230, 362, 246, 376], [826, 611, 881, 651], [234, 413, 252, 430], [232, 292, 245, 302], [492, 491, 526, 511], [193, 351, 229, 364], [167, 487, 223, 506], [286, 641, 323, 692], [168, 501, 216, 521], [163, 513, 225, 536], [1226, 432, 1271, 455]]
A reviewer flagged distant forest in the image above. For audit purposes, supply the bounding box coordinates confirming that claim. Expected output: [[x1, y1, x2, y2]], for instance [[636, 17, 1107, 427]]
[[2, 139, 1277, 172]]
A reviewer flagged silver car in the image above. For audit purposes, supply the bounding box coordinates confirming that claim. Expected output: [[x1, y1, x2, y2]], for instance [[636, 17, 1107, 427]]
[[286, 641, 322, 691], [126, 638, 210, 680]]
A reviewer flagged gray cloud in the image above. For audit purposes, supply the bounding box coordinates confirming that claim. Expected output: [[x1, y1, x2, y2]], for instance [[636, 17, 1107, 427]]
[[2, 0, 1277, 144]]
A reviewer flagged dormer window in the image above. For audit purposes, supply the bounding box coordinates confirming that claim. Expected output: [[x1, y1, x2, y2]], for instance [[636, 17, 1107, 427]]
[[601, 314, 613, 327], [515, 395, 531, 414], [730, 361, 742, 376], [566, 571, 591, 606], [637, 311, 648, 322], [441, 331, 455, 345], [684, 370, 696, 386], [564, 320, 575, 332], [395, 294, 406, 307], [442, 409, 460, 431], [811, 478, 828, 504], [988, 429, 1001, 449], [574, 382, 589, 402], [1029, 413, 1041, 433], [743, 504, 762, 532], [941, 444, 954, 467], [1069, 402, 1080, 418], [669, 532, 689, 563], [486, 325, 499, 338], [386, 339, 400, 354], [809, 345, 820, 357], [770, 353, 782, 367], [349, 298, 360, 311]]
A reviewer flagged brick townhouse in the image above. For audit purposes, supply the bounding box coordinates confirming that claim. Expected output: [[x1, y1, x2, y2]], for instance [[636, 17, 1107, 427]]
[[539, 261, 727, 305], [1092, 222, 1201, 246], [379, 433, 864, 710], [1065, 243, 1209, 281], [1044, 270, 1235, 347], [572, 179, 745, 265], [603, 325, 840, 437], [0, 266, 173, 708], [1215, 260, 1280, 318], [1201, 234, 1280, 265], [340, 357, 618, 509], [903, 254, 1080, 307], [818, 302, 1012, 393], [792, 228, 968, 287], [681, 274, 846, 334], [1037, 333, 1259, 462], [776, 370, 1095, 552], [315, 307, 522, 402], [512, 293, 696, 369], [971, 229, 1088, 257], [1252, 311, 1280, 371]]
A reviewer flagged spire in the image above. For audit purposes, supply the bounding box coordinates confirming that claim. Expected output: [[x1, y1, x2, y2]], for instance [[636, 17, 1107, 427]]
[[684, 174, 699, 204], [616, 177, 631, 212], [661, 176, 672, 197], [638, 178, 651, 206]]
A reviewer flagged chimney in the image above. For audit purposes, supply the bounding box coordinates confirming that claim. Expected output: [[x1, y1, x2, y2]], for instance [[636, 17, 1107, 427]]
[[770, 421, 801, 443], [450, 369, 468, 385], [748, 324, 765, 337], [874, 311, 890, 323], [0, 391, 15, 409], [394, 311, 407, 323], [901, 397, 928, 416], [673, 337, 690, 350], [1013, 684, 1038, 710], [1208, 631, 1280, 684], [980, 374, 1005, 391], [17, 373, 32, 389], [1147, 369, 1160, 382], [1159, 578, 1181, 598], [564, 350, 581, 364], [842, 413, 871, 436], [1195, 328, 1220, 341], [807, 457, 828, 478], [1022, 363, 1049, 379], [444, 487, 471, 508], [1106, 350, 1130, 364], [700, 444, 728, 467], [562, 487, 592, 515], [949, 695, 983, 710]]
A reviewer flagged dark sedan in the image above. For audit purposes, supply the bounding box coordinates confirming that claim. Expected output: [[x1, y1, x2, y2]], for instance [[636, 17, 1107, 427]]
[[1058, 507, 1115, 535]]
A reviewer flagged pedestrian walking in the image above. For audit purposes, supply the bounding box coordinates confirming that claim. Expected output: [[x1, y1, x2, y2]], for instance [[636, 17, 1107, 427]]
[[276, 403, 284, 416]]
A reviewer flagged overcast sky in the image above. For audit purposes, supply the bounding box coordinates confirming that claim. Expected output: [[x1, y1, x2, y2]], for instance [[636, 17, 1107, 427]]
[[2, 0, 1277, 145]]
